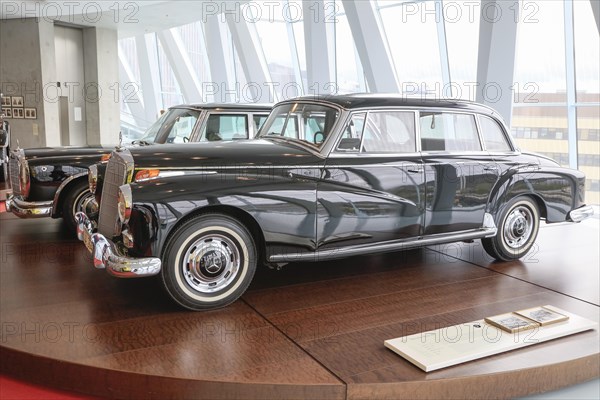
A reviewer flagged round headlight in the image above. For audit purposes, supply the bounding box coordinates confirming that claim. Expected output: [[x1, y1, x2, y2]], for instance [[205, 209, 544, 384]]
[[88, 165, 98, 194], [117, 184, 132, 224]]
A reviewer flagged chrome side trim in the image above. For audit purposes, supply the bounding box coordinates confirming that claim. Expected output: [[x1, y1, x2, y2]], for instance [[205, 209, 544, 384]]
[[51, 172, 88, 215], [568, 205, 594, 222], [5, 194, 53, 218], [134, 170, 217, 182], [268, 225, 498, 263], [76, 212, 161, 278]]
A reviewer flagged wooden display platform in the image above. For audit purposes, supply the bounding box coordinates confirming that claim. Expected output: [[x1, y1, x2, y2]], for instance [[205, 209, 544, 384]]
[[1, 213, 598, 399]]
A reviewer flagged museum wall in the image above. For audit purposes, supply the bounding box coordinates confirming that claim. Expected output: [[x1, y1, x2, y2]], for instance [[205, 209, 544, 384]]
[[0, 19, 120, 148], [54, 25, 87, 146], [83, 27, 120, 146], [0, 18, 60, 148]]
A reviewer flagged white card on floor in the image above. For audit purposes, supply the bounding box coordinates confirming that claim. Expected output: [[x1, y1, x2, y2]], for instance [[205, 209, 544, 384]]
[[384, 306, 597, 372]]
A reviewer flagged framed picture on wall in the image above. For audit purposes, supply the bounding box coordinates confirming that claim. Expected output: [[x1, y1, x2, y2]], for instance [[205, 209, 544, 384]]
[[1, 96, 10, 107], [24, 108, 37, 119], [13, 108, 24, 119], [4, 108, 12, 118], [11, 96, 23, 107]]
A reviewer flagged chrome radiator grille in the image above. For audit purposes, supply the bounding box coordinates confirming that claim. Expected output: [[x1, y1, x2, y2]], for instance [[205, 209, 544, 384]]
[[8, 156, 21, 196], [98, 151, 132, 237]]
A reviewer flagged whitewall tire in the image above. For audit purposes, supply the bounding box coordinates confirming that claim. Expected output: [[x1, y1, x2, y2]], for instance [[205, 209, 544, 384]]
[[161, 214, 257, 310]]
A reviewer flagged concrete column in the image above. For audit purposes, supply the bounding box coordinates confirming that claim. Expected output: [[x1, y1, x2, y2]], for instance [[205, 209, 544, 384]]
[[590, 0, 600, 34], [118, 47, 146, 129], [136, 34, 162, 123], [342, 0, 399, 93], [476, 0, 519, 126], [83, 27, 120, 146], [226, 13, 275, 103], [205, 14, 236, 102], [156, 29, 203, 103], [0, 18, 59, 148], [303, 0, 336, 93]]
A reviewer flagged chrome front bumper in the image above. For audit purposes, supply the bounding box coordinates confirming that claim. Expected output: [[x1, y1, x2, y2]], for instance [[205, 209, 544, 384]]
[[5, 194, 53, 218], [568, 205, 594, 223], [75, 212, 161, 278]]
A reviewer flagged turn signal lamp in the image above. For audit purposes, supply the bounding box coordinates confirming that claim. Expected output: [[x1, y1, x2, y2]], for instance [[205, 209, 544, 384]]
[[135, 169, 160, 182]]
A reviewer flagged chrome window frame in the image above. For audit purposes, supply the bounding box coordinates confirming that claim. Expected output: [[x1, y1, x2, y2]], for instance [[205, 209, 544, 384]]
[[331, 109, 420, 157], [417, 110, 484, 155]]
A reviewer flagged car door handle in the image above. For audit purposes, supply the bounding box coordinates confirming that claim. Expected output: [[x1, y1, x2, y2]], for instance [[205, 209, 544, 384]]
[[407, 165, 424, 173], [483, 165, 499, 171]]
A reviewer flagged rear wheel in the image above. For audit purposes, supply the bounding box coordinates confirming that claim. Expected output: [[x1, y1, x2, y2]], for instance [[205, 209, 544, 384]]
[[161, 214, 257, 310], [482, 197, 540, 261], [62, 179, 94, 233]]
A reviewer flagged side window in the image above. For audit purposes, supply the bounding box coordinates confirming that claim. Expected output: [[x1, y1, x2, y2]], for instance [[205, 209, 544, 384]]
[[337, 113, 366, 152], [479, 115, 512, 152], [362, 111, 416, 153], [336, 112, 416, 153], [200, 114, 249, 141], [253, 114, 269, 133], [420, 112, 481, 152]]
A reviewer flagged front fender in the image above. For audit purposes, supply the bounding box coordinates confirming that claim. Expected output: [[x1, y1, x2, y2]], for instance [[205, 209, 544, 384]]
[[128, 170, 319, 257]]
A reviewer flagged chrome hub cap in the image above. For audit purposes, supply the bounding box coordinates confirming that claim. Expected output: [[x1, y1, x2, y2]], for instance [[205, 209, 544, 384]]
[[182, 234, 240, 293], [73, 191, 95, 217], [503, 206, 534, 249]]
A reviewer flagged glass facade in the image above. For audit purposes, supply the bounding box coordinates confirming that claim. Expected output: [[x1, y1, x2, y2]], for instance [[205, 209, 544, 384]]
[[117, 0, 599, 203]]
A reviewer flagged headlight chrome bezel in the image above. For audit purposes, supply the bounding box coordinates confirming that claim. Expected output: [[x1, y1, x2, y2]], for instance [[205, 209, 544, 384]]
[[18, 157, 30, 198], [88, 164, 98, 194], [117, 184, 133, 224]]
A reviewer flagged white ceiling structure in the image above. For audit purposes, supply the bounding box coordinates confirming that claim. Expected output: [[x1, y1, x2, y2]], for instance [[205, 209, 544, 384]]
[[0, 1, 224, 37], [2, 1, 599, 201]]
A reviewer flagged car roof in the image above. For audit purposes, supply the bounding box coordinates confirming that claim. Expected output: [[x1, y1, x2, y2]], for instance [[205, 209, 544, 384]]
[[171, 103, 273, 111], [281, 94, 498, 116]]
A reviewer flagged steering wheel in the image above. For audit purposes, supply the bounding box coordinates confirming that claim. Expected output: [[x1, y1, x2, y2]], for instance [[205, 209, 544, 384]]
[[313, 131, 324, 144], [183, 136, 189, 143]]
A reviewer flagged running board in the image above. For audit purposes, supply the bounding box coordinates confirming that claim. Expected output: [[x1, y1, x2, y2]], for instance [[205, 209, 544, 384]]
[[269, 217, 497, 263]]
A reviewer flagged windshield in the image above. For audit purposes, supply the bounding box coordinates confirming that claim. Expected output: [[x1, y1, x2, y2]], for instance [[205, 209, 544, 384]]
[[258, 103, 339, 149], [139, 108, 201, 144]]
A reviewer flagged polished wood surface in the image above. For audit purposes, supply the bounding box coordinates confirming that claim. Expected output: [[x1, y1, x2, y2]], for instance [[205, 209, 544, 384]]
[[1, 212, 598, 399]]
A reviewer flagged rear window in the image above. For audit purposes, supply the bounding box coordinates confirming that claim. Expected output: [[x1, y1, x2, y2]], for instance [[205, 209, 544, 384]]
[[479, 116, 512, 152]]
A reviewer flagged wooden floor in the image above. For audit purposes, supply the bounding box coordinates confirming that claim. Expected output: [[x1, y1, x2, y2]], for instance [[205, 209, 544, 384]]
[[0, 212, 598, 399]]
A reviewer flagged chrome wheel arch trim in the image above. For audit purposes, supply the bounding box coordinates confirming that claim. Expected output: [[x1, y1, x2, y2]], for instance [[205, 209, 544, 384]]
[[51, 172, 88, 216]]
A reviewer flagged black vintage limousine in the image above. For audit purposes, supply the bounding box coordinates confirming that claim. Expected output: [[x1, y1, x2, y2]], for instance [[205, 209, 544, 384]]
[[5, 103, 270, 231], [76, 94, 593, 310]]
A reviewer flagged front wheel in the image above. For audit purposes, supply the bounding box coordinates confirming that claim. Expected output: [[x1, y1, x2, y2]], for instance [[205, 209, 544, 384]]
[[482, 197, 540, 261], [161, 214, 257, 310], [62, 180, 94, 233]]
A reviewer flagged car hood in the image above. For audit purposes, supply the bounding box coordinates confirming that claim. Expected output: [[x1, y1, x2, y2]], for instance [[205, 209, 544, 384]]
[[126, 139, 323, 169]]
